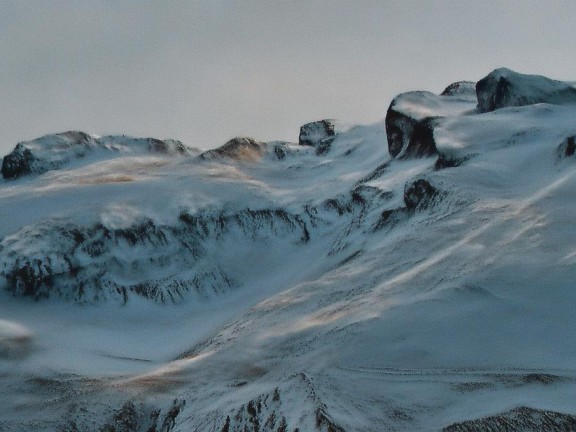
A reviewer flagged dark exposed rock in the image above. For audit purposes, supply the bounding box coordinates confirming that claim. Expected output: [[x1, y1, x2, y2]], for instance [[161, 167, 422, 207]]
[[522, 373, 561, 385], [220, 390, 295, 432], [315, 408, 346, 432], [558, 136, 576, 158], [1, 131, 96, 180], [442, 406, 576, 432], [476, 68, 576, 113], [100, 401, 140, 432], [441, 81, 477, 99], [434, 154, 468, 170], [385, 93, 441, 159], [1, 143, 38, 179], [404, 179, 438, 210], [147, 138, 188, 155], [298, 120, 337, 154], [199, 137, 267, 162], [373, 207, 407, 231]]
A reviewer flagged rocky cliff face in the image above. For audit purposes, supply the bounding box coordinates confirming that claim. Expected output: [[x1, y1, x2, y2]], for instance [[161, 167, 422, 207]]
[[385, 90, 475, 159]]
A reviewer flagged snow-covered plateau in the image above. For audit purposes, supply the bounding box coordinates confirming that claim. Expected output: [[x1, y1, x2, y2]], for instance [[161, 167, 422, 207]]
[[2, 68, 576, 431]]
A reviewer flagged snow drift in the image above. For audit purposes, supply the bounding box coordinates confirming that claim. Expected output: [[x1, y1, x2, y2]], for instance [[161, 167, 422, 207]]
[[1, 67, 576, 431]]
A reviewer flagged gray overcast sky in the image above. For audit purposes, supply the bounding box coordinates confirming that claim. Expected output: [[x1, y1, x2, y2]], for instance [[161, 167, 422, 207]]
[[2, 1, 576, 153]]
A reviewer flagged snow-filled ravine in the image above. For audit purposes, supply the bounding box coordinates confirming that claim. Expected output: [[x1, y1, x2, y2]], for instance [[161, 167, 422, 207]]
[[2, 68, 576, 431]]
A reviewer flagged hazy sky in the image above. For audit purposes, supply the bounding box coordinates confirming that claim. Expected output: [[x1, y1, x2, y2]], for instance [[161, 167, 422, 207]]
[[2, 1, 576, 153]]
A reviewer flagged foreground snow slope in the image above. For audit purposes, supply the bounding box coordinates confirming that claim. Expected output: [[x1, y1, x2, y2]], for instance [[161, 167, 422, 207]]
[[1, 68, 576, 431]]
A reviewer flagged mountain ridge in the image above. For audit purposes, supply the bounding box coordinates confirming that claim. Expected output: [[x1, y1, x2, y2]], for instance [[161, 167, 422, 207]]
[[1, 67, 576, 431]]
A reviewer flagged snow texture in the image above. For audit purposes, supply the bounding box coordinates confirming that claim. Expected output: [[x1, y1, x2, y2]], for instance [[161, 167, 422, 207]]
[[2, 67, 576, 431]]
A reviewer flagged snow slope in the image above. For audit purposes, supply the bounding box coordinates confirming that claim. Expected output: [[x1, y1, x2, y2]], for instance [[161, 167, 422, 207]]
[[1, 68, 576, 431]]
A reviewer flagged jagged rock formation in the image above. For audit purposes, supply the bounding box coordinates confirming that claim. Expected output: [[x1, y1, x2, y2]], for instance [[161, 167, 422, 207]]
[[199, 137, 267, 162], [61, 399, 186, 432], [440, 81, 477, 99], [0, 208, 311, 303], [298, 119, 337, 155], [1, 131, 195, 180], [442, 407, 576, 432], [476, 67, 576, 112]]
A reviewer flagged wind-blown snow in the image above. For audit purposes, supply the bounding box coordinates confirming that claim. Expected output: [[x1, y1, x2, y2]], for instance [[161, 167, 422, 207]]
[[1, 69, 576, 431]]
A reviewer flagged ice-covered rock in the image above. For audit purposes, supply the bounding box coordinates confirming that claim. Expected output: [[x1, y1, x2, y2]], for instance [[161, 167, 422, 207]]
[[0, 319, 33, 359], [298, 119, 337, 154], [476, 67, 576, 112], [1, 131, 98, 179], [385, 91, 475, 159], [440, 81, 477, 100], [1, 131, 196, 180]]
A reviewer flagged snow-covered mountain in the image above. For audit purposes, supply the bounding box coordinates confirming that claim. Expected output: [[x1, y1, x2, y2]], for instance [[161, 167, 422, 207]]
[[2, 68, 576, 431]]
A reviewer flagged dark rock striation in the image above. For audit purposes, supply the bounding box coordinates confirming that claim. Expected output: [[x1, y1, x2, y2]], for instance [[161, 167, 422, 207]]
[[443, 406, 576, 432], [0, 208, 311, 303]]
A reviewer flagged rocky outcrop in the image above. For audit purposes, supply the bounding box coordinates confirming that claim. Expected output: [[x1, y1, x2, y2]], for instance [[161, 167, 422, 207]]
[[199, 137, 267, 162], [440, 81, 477, 99], [443, 406, 576, 432], [1, 132, 194, 180], [385, 90, 475, 159], [147, 138, 190, 155], [558, 136, 576, 158], [476, 68, 576, 112], [298, 120, 336, 155], [1, 143, 37, 180], [385, 93, 440, 159], [1, 131, 97, 179], [404, 179, 438, 210]]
